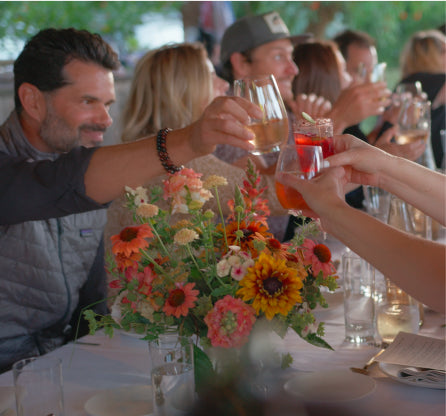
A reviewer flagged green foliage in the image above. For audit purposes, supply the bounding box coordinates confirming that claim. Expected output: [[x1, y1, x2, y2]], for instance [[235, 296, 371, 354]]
[[0, 1, 181, 55], [1, 1, 443, 74]]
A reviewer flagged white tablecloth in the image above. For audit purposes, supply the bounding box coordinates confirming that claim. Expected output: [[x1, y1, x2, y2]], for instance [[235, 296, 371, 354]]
[[0, 236, 445, 416]]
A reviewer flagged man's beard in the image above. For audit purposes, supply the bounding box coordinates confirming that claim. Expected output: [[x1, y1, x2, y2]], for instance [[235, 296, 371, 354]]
[[39, 111, 107, 153], [39, 111, 82, 153]]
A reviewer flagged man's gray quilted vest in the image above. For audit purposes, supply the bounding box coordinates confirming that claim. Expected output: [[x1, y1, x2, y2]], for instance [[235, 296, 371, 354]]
[[0, 112, 107, 367]]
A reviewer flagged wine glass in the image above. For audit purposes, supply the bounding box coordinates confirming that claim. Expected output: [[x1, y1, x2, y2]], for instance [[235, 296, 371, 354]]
[[275, 144, 323, 216], [233, 75, 289, 155], [396, 98, 435, 169]]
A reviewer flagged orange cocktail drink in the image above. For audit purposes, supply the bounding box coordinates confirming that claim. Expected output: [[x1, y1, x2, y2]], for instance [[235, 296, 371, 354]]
[[275, 144, 323, 212]]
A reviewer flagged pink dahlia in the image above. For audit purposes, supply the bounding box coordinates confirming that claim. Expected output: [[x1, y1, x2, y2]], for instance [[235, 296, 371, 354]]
[[204, 295, 256, 348]]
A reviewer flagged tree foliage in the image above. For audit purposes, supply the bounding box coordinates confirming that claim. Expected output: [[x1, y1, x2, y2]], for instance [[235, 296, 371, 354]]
[[0, 1, 444, 70], [0, 1, 182, 55]]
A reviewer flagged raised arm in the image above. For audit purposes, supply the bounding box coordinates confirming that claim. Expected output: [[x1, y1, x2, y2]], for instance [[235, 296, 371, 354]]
[[276, 167, 446, 313], [325, 134, 446, 225], [84, 96, 262, 203]]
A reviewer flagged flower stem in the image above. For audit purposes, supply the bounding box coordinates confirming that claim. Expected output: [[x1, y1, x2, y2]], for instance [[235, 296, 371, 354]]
[[148, 219, 170, 257], [186, 244, 204, 279], [214, 187, 229, 250]]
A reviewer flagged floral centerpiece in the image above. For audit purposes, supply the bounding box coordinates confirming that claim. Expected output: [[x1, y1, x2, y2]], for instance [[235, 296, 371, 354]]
[[85, 160, 338, 386]]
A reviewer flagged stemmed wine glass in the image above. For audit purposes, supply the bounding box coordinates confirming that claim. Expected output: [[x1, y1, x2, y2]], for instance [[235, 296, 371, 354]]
[[233, 75, 289, 155], [275, 143, 323, 216], [396, 98, 435, 169]]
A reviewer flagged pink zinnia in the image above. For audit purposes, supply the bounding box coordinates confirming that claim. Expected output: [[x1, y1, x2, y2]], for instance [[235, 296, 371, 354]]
[[301, 238, 335, 278], [163, 282, 199, 318], [204, 295, 256, 348]]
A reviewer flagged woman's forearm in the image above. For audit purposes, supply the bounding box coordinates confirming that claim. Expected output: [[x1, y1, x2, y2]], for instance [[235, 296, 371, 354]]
[[323, 202, 446, 313], [378, 156, 446, 225]]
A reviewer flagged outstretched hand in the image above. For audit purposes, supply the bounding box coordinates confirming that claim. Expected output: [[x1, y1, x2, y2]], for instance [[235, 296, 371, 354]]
[[188, 96, 263, 156]]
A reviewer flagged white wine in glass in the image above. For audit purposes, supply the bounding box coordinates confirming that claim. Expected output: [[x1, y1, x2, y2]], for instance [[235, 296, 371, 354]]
[[234, 75, 289, 155], [396, 98, 435, 169]]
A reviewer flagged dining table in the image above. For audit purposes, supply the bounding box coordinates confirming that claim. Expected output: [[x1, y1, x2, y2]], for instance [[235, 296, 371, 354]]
[[0, 236, 445, 416]]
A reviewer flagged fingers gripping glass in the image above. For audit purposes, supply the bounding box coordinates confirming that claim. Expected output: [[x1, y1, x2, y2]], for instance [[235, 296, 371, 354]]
[[234, 75, 289, 155], [275, 144, 323, 216]]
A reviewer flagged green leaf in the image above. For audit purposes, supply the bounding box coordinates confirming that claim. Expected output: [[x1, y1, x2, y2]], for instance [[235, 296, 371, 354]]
[[193, 345, 215, 394], [211, 285, 234, 298], [304, 333, 334, 351]]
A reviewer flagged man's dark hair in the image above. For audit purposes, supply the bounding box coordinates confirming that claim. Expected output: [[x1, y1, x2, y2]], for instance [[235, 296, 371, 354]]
[[13, 27, 120, 112], [333, 29, 376, 60]]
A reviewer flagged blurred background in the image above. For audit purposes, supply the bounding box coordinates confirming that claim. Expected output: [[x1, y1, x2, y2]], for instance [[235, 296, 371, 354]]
[[0, 1, 444, 144]]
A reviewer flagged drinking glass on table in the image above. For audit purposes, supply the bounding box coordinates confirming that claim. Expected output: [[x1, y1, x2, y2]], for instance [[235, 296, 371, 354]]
[[233, 75, 289, 155], [342, 252, 376, 345], [293, 118, 334, 158], [149, 334, 195, 416], [13, 356, 64, 416], [275, 144, 323, 216]]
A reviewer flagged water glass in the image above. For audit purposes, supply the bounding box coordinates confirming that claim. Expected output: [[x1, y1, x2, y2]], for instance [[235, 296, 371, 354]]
[[342, 253, 376, 345], [13, 356, 64, 416], [362, 185, 390, 222], [275, 144, 323, 215], [233, 75, 289, 155], [149, 334, 195, 416]]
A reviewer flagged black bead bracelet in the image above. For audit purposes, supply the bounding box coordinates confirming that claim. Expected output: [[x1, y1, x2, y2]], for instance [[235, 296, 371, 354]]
[[156, 128, 183, 174]]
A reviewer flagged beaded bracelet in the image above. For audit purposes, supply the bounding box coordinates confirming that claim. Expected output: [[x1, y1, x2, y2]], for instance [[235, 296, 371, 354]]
[[156, 128, 183, 174]]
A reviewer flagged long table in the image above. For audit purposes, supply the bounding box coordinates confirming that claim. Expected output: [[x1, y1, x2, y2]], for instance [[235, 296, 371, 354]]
[[0, 238, 445, 415]]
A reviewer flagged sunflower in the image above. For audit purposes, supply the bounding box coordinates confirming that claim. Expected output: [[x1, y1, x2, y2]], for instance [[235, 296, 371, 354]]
[[111, 224, 153, 257], [223, 220, 271, 257], [237, 252, 304, 320]]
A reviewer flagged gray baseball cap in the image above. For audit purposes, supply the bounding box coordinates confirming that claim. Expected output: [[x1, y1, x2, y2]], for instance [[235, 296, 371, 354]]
[[220, 11, 312, 65]]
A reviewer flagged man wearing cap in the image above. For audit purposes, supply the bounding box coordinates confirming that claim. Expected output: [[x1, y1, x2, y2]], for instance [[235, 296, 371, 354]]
[[215, 11, 322, 241], [216, 11, 329, 167]]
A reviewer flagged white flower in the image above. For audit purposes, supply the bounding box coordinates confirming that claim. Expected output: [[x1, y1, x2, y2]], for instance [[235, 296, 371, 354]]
[[216, 259, 231, 277], [227, 255, 242, 267], [136, 301, 155, 321], [125, 186, 149, 206], [111, 290, 128, 324]]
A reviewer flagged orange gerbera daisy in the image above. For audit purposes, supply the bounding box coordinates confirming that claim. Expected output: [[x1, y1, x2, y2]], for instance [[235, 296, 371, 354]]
[[237, 252, 304, 320], [163, 282, 199, 318], [111, 224, 153, 257], [223, 220, 271, 257]]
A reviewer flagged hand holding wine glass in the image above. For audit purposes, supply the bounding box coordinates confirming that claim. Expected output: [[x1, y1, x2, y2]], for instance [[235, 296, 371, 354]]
[[233, 75, 289, 155], [275, 144, 323, 216]]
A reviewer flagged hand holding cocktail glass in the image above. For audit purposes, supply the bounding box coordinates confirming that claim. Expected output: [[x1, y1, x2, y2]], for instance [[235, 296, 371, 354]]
[[275, 143, 324, 217]]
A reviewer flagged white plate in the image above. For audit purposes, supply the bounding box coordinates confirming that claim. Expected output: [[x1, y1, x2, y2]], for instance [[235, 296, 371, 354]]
[[379, 362, 446, 390], [284, 369, 376, 402], [85, 385, 153, 416]]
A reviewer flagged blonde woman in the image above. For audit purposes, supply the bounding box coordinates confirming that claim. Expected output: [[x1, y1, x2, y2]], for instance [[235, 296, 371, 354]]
[[398, 29, 446, 168], [105, 43, 287, 254]]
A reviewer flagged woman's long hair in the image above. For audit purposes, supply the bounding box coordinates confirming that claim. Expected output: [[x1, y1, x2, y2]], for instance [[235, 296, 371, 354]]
[[121, 42, 213, 142], [292, 40, 343, 104]]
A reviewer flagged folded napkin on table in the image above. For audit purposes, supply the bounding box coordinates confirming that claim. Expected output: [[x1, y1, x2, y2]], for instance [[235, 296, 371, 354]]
[[397, 367, 446, 385]]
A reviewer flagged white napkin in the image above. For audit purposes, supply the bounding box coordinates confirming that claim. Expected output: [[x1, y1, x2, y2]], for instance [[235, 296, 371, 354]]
[[397, 367, 446, 385]]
